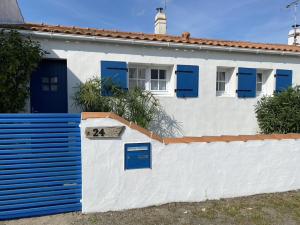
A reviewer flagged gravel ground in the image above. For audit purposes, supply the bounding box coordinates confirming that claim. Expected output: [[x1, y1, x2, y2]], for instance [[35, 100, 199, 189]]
[[1, 190, 300, 225]]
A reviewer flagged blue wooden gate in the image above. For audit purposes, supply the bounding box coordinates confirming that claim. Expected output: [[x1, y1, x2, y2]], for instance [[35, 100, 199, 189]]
[[0, 114, 82, 220]]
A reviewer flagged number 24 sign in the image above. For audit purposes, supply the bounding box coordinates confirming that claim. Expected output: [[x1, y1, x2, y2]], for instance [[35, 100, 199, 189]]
[[85, 126, 125, 139]]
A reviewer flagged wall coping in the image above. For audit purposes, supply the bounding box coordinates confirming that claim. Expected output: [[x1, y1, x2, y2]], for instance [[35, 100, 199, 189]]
[[82, 112, 300, 144]]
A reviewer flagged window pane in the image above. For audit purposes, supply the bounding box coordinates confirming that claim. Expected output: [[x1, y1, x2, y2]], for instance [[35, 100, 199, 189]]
[[219, 82, 225, 91], [151, 81, 159, 90], [217, 72, 226, 82], [51, 77, 58, 84], [42, 77, 49, 84], [42, 84, 49, 91], [159, 81, 166, 90], [51, 84, 58, 92], [138, 80, 146, 90], [257, 83, 262, 92], [129, 80, 136, 89], [129, 68, 137, 79], [257, 73, 262, 82], [151, 69, 158, 79], [138, 68, 146, 79], [159, 70, 166, 79]]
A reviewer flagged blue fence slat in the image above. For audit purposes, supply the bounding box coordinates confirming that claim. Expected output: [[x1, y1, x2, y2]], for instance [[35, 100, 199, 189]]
[[0, 152, 81, 160], [0, 189, 81, 202], [0, 113, 80, 118], [0, 179, 81, 191], [0, 123, 79, 129], [0, 203, 82, 220], [0, 147, 81, 155], [0, 198, 81, 211], [0, 137, 80, 145], [0, 127, 80, 134], [0, 156, 81, 165], [0, 133, 80, 139], [0, 170, 80, 180], [0, 113, 81, 220], [0, 161, 79, 170], [0, 184, 80, 197], [0, 193, 81, 207], [0, 142, 81, 150], [0, 118, 80, 123], [0, 174, 81, 186]]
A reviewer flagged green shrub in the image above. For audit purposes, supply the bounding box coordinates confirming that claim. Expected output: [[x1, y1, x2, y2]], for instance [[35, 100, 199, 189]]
[[73, 77, 159, 129], [255, 87, 300, 134], [0, 30, 44, 113]]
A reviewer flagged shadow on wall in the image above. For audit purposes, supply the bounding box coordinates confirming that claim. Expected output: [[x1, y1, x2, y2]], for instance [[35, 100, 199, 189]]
[[149, 107, 183, 138]]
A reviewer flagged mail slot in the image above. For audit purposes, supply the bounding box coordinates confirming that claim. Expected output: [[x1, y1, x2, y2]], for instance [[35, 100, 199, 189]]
[[124, 143, 151, 170]]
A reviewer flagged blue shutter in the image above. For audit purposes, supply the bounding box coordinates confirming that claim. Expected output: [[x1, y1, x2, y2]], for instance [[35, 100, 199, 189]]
[[275, 69, 292, 92], [176, 65, 199, 98], [237, 67, 256, 98], [101, 61, 128, 96]]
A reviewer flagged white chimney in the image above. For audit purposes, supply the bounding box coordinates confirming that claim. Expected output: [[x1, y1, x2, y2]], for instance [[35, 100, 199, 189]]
[[288, 25, 300, 45], [155, 8, 167, 35], [0, 0, 24, 24]]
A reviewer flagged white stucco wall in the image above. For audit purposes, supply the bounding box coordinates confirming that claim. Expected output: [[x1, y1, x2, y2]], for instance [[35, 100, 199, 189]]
[[81, 117, 300, 213], [31, 36, 300, 136]]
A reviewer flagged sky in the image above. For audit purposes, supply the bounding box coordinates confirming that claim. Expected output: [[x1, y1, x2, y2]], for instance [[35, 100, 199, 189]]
[[18, 0, 297, 44]]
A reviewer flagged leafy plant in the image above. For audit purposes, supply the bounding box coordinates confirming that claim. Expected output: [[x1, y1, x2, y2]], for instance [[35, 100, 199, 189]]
[[73, 77, 159, 129], [255, 86, 300, 134], [0, 30, 44, 113]]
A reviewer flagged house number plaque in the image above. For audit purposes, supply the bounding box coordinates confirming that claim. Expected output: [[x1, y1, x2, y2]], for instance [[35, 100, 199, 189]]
[[85, 126, 125, 139]]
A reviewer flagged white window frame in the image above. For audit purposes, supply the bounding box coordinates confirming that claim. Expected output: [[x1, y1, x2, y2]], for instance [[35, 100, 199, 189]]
[[128, 64, 172, 96], [256, 72, 263, 94], [216, 71, 226, 95], [256, 69, 273, 97], [129, 67, 146, 90], [216, 67, 234, 97]]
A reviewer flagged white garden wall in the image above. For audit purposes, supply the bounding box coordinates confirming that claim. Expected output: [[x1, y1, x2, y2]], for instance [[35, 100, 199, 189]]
[[81, 115, 300, 213], [29, 36, 300, 136]]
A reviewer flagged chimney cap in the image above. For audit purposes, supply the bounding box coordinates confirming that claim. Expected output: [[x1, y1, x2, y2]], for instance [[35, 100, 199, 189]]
[[156, 7, 164, 13]]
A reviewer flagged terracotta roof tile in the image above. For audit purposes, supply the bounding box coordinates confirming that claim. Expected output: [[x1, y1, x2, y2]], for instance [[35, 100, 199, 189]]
[[2, 23, 300, 53]]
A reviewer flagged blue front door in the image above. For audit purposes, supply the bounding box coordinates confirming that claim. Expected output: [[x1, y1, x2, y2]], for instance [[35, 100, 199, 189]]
[[30, 60, 68, 113]]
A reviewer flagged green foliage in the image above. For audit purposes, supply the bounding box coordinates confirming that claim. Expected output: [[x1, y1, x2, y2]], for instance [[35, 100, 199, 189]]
[[73, 77, 159, 129], [255, 87, 300, 134], [0, 30, 44, 113]]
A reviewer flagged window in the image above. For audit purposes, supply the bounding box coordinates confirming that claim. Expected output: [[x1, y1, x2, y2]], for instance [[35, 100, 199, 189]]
[[128, 65, 171, 95], [129, 67, 146, 90], [256, 73, 263, 92], [151, 69, 167, 91], [216, 71, 226, 93], [41, 76, 58, 92]]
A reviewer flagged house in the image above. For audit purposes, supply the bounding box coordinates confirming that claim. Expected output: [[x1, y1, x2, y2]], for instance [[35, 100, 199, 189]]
[[1, 2, 300, 137]]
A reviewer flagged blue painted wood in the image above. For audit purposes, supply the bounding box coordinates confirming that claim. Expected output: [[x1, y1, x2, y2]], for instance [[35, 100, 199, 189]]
[[237, 67, 257, 98], [101, 60, 128, 96], [30, 60, 68, 113], [0, 184, 80, 196], [0, 137, 80, 144], [0, 179, 81, 191], [0, 133, 80, 139], [176, 65, 199, 98], [0, 142, 81, 150], [0, 123, 79, 129], [125, 143, 151, 170], [0, 147, 81, 155], [0, 114, 80, 118], [0, 189, 80, 202], [0, 114, 81, 220], [0, 203, 82, 220], [276, 69, 293, 92], [0, 152, 81, 159], [0, 170, 80, 180], [0, 118, 80, 123], [0, 128, 80, 134]]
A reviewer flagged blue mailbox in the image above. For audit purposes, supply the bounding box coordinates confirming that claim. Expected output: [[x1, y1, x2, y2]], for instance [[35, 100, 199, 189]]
[[124, 143, 151, 170]]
